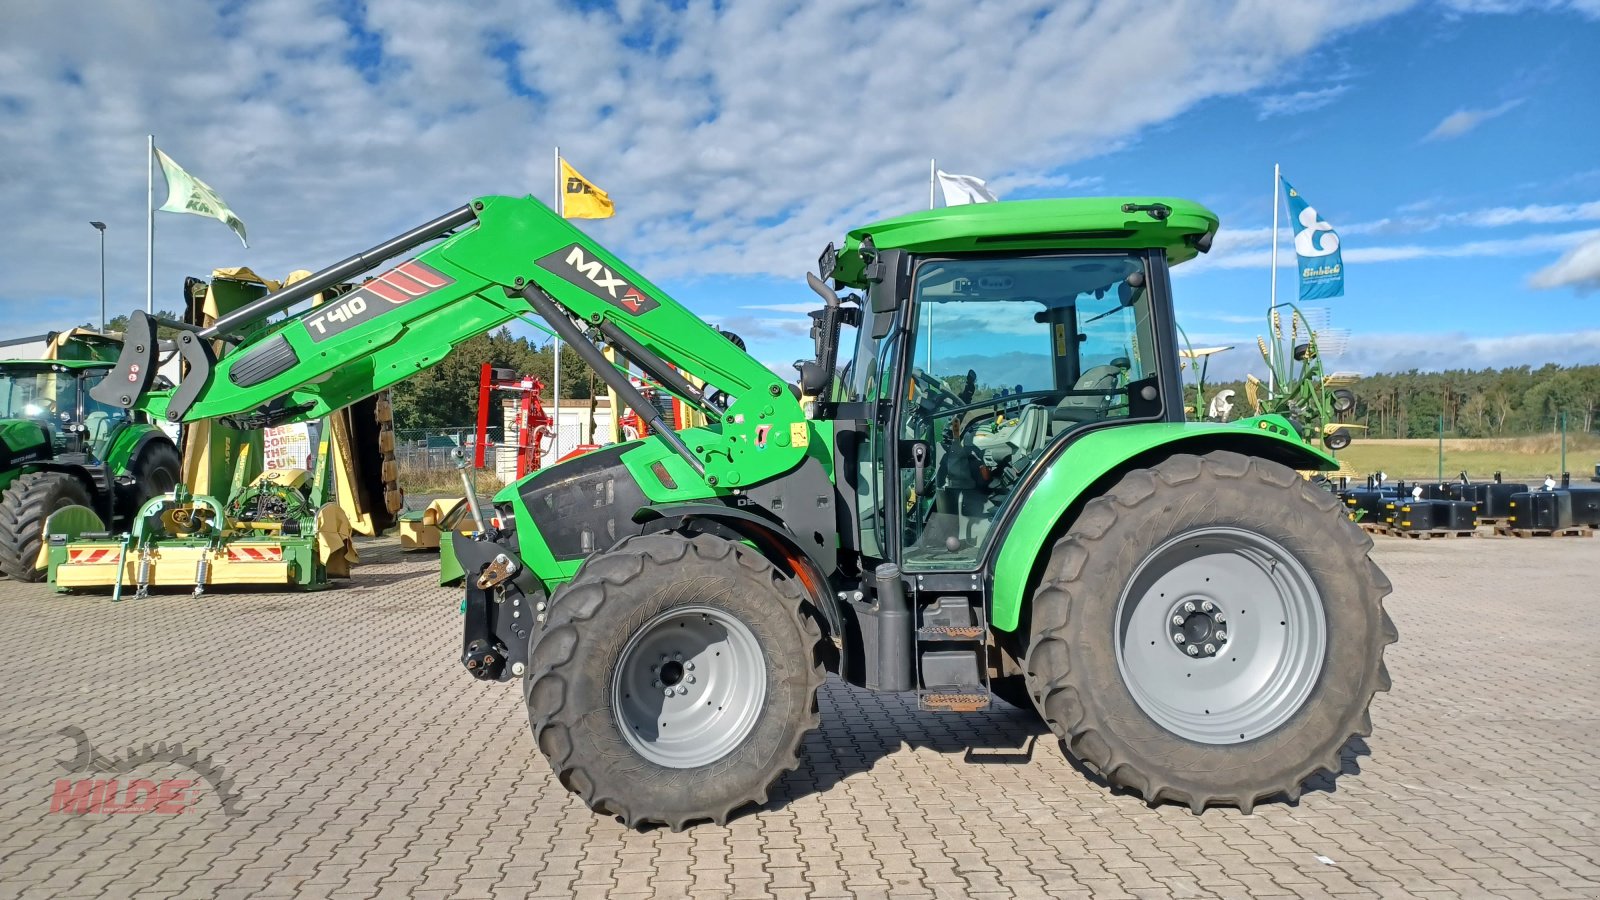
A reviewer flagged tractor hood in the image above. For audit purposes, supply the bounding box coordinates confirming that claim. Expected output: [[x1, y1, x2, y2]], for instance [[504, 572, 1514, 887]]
[[0, 419, 51, 470]]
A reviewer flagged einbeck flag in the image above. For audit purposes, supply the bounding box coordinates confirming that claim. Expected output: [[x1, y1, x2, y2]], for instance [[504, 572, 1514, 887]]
[[936, 170, 998, 206], [154, 148, 248, 248], [559, 158, 615, 219], [1281, 176, 1344, 300]]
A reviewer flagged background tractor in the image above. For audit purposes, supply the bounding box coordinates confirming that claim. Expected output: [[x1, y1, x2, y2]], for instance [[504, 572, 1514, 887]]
[[92, 192, 1396, 829], [0, 333, 181, 581]]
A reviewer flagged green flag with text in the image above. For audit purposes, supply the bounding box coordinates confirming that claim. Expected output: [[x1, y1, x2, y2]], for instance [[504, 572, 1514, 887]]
[[155, 148, 248, 248]]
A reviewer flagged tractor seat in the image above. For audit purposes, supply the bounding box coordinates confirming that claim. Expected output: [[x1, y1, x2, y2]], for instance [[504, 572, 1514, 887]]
[[82, 411, 113, 448], [972, 404, 1051, 464], [1054, 363, 1127, 424]]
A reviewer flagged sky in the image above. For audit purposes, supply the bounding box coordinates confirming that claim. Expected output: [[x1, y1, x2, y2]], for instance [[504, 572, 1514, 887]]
[[1, 0, 1598, 384]]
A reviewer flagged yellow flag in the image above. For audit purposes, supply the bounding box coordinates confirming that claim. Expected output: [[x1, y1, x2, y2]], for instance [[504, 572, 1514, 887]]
[[559, 158, 614, 219]]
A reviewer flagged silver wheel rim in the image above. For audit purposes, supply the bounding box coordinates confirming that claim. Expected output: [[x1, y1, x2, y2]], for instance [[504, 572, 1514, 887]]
[[1114, 527, 1327, 745], [611, 605, 767, 768]]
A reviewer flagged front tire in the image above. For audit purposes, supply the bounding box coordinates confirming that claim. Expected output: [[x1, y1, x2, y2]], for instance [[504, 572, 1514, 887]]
[[125, 438, 181, 517], [0, 472, 94, 581], [1024, 451, 1396, 813], [524, 533, 826, 830]]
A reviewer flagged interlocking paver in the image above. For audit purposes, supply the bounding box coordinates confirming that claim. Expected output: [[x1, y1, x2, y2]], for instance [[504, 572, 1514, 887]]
[[3, 535, 1599, 898]]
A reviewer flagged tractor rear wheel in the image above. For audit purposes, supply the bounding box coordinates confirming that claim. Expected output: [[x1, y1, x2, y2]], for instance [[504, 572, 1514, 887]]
[[1024, 451, 1396, 813], [524, 532, 826, 830], [0, 472, 94, 581]]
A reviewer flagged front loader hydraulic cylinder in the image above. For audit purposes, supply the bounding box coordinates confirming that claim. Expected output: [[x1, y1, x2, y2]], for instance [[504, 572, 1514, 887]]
[[202, 204, 478, 339], [519, 286, 706, 478]]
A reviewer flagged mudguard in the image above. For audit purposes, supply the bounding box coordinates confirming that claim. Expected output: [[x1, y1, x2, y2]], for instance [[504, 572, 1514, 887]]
[[987, 416, 1334, 632]]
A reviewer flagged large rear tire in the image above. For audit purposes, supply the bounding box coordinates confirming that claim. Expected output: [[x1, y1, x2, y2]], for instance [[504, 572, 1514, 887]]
[[1024, 451, 1396, 813], [524, 532, 826, 830], [0, 472, 95, 581]]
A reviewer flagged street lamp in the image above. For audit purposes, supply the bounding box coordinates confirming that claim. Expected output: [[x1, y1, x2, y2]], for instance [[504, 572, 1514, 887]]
[[89, 221, 107, 332]]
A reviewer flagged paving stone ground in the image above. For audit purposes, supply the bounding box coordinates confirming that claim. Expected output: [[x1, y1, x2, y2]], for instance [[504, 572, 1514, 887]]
[[1, 531, 1597, 899]]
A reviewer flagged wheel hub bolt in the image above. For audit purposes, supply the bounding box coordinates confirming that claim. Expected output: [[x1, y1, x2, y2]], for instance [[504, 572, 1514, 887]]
[[685, 662, 695, 671], [1173, 633, 1186, 644], [663, 687, 674, 697], [676, 685, 688, 695], [1216, 631, 1227, 641], [1201, 600, 1215, 612], [1203, 643, 1216, 655], [1184, 601, 1196, 613], [1172, 614, 1185, 626], [687, 675, 696, 684], [1186, 645, 1200, 656], [653, 680, 661, 688]]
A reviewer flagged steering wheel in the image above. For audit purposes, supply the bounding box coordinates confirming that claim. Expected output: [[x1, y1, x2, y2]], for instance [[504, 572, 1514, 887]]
[[911, 368, 963, 410]]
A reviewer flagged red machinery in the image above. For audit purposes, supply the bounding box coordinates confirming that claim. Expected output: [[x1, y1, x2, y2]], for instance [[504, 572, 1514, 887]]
[[475, 365, 554, 479]]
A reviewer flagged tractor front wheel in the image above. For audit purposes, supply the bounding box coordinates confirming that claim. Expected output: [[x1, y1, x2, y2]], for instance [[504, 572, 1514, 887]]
[[0, 472, 94, 581], [1024, 451, 1396, 813], [124, 439, 181, 518], [524, 532, 826, 830]]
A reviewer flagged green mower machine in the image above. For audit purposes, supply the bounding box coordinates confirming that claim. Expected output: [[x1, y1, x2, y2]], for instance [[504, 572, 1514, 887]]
[[92, 193, 1396, 828]]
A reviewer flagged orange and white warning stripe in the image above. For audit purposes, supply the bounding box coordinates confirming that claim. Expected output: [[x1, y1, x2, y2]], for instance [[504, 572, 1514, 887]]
[[226, 546, 284, 563]]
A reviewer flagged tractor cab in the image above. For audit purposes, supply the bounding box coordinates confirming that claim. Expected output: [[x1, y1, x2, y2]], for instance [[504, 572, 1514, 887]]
[[813, 198, 1211, 574], [0, 360, 132, 462]]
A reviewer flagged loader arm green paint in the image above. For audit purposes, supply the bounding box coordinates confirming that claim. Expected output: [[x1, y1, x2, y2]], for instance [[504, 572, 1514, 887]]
[[987, 415, 1336, 633], [129, 195, 807, 491]]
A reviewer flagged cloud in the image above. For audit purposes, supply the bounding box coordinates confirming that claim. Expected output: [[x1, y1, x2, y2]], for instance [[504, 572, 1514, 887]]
[[1423, 98, 1524, 141], [0, 0, 1420, 337], [1439, 0, 1600, 16], [1255, 85, 1349, 119], [1528, 235, 1600, 291]]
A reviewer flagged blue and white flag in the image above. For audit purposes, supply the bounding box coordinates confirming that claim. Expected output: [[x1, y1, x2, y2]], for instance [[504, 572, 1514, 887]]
[[1282, 176, 1343, 300]]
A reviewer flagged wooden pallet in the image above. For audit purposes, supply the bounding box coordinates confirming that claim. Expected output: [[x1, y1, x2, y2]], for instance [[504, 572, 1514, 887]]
[[1493, 525, 1595, 538], [1388, 528, 1478, 540], [1358, 522, 1390, 536], [1476, 517, 1507, 527]]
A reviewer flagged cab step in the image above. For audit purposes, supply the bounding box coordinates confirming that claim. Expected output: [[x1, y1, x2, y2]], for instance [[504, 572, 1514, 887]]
[[918, 624, 984, 641], [918, 688, 991, 712]]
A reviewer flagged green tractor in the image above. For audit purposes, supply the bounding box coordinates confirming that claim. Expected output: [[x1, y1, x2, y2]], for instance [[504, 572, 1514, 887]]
[[0, 342, 182, 580], [92, 193, 1396, 828]]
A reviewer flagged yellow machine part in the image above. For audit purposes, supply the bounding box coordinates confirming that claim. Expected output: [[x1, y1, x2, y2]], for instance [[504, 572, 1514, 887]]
[[315, 503, 359, 577], [398, 498, 462, 551], [54, 543, 290, 589], [253, 467, 310, 489]]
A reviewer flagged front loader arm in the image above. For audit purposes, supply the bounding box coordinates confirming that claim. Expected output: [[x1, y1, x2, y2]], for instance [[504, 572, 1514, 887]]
[[93, 195, 808, 488]]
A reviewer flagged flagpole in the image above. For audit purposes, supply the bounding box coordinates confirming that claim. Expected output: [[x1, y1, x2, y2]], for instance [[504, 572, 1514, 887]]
[[1268, 162, 1280, 394], [552, 145, 563, 460], [146, 135, 155, 314], [929, 158, 936, 210]]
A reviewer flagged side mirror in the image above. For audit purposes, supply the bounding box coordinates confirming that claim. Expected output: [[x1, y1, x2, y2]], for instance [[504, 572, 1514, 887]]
[[1116, 270, 1146, 307]]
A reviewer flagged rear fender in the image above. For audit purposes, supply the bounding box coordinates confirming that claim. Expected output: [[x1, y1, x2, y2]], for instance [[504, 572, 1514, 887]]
[[988, 417, 1332, 633]]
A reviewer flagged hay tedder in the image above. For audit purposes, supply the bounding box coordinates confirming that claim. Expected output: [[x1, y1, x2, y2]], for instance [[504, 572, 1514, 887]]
[[1246, 303, 1364, 452], [90, 192, 1395, 828]]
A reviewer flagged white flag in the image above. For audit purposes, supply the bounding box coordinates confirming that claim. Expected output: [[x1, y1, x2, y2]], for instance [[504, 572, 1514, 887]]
[[155, 148, 248, 248], [936, 170, 998, 206]]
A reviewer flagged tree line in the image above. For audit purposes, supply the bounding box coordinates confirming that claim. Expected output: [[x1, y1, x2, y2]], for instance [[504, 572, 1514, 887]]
[[388, 329, 598, 430], [1200, 364, 1600, 438]]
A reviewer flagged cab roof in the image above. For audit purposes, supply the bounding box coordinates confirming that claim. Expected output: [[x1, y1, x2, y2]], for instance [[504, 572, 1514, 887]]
[[0, 359, 111, 371], [831, 197, 1219, 287]]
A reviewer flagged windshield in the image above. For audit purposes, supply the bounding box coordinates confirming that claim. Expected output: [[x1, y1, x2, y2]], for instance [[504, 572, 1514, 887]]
[[0, 368, 75, 422]]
